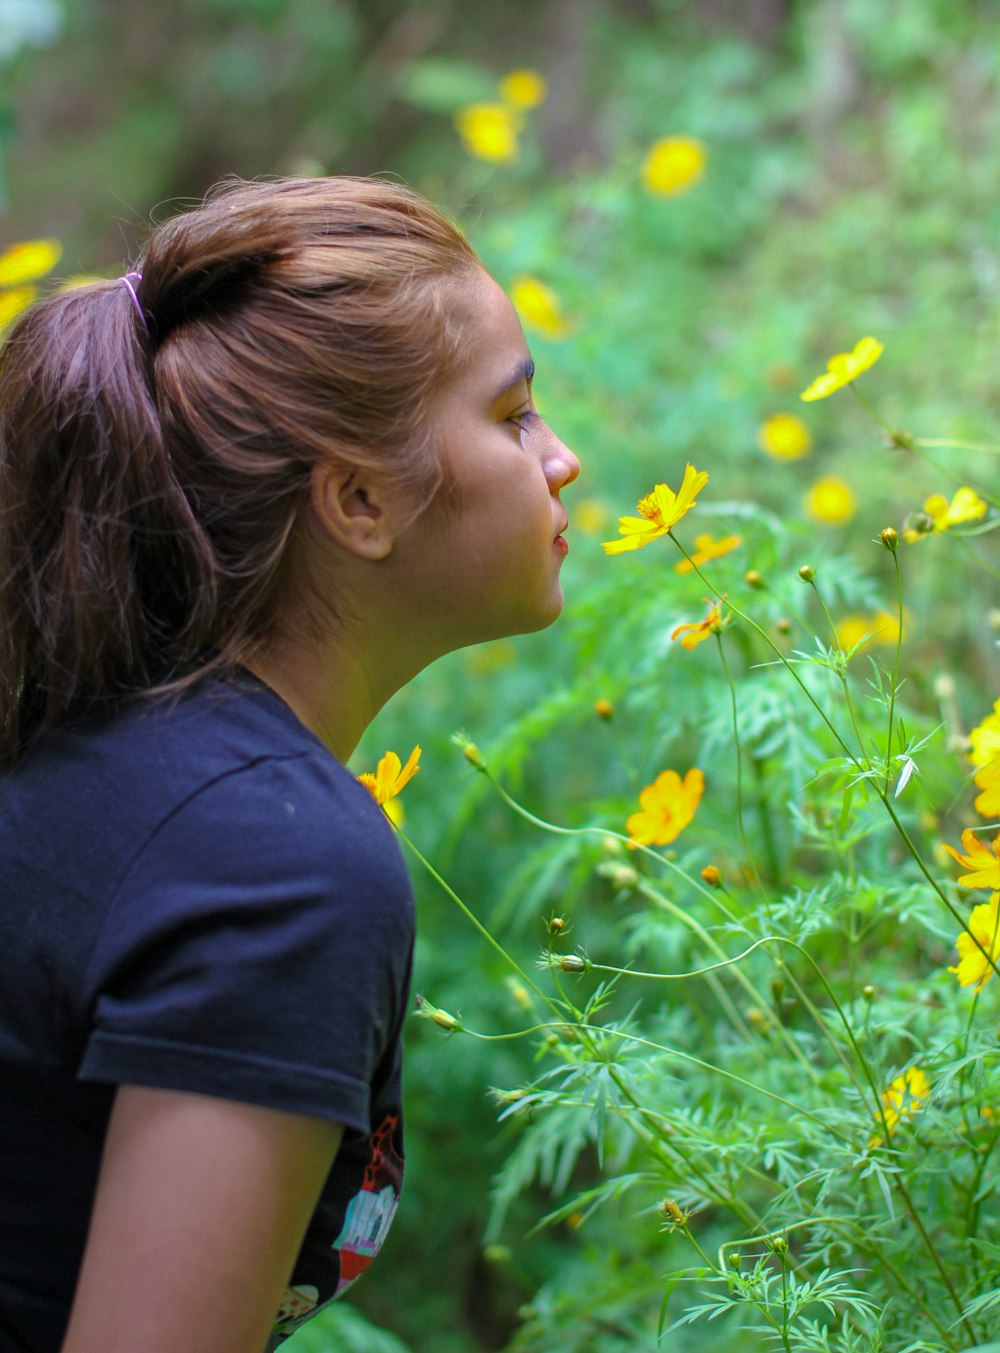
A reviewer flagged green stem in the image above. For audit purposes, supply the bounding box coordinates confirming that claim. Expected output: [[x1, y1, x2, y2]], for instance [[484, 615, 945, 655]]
[[715, 632, 761, 885], [915, 436, 1000, 455], [884, 550, 904, 795]]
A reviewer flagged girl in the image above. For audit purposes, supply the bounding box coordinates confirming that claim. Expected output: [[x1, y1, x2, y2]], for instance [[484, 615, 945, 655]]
[[0, 176, 579, 1353]]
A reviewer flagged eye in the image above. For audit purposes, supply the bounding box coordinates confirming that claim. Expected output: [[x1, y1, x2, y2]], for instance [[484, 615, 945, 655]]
[[508, 409, 541, 430]]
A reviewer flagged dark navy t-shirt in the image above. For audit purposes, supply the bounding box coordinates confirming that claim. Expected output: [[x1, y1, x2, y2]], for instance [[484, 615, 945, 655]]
[[0, 674, 415, 1353]]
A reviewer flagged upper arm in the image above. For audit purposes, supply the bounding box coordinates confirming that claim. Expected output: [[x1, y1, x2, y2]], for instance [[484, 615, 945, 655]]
[[61, 1084, 343, 1353]]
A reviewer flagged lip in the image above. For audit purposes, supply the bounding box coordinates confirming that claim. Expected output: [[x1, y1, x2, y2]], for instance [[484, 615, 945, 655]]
[[554, 534, 569, 556]]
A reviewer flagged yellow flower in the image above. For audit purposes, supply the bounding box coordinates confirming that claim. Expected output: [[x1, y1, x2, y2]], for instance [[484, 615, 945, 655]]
[[0, 238, 62, 329], [674, 532, 742, 574], [573, 497, 610, 536], [800, 336, 884, 401], [973, 761, 1000, 818], [603, 466, 709, 554], [627, 768, 704, 847], [454, 103, 521, 163], [949, 893, 1000, 992], [757, 413, 812, 461], [499, 68, 547, 110], [904, 487, 988, 543], [641, 136, 706, 196], [0, 238, 61, 287], [671, 602, 725, 650], [835, 611, 901, 652], [970, 701, 1000, 769], [357, 746, 421, 806], [878, 1066, 930, 1136], [943, 829, 1000, 890], [510, 275, 570, 339], [805, 475, 856, 525]]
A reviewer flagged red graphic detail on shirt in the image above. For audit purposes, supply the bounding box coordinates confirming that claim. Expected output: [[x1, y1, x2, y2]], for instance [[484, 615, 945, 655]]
[[333, 1113, 402, 1292]]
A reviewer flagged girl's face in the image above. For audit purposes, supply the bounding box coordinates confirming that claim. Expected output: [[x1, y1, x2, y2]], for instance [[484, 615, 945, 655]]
[[393, 269, 580, 653]]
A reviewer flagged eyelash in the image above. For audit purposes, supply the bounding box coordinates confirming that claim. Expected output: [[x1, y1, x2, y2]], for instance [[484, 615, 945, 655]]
[[509, 410, 541, 430]]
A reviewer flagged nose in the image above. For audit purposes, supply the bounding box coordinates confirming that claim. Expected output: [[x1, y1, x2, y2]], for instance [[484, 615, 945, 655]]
[[544, 433, 580, 493]]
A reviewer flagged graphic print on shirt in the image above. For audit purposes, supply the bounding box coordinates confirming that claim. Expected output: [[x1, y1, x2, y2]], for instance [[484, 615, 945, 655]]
[[333, 1111, 402, 1293]]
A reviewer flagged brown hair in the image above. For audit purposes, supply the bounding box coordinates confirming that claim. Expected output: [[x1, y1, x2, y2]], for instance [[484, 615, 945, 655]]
[[0, 176, 481, 765]]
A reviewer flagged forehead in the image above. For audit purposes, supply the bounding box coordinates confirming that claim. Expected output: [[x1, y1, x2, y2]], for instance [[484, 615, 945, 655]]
[[442, 269, 532, 402]]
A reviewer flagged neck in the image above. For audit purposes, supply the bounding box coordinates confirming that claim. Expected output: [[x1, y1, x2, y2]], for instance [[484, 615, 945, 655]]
[[244, 625, 428, 765]]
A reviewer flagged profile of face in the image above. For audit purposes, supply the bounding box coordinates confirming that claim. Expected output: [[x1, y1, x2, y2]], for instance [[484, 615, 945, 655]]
[[389, 269, 580, 655]]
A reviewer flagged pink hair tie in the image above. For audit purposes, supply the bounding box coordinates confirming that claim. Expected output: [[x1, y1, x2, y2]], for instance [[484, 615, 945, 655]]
[[119, 271, 147, 331]]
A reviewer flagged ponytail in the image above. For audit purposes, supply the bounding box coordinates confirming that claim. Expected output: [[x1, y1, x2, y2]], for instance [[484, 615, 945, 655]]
[[0, 176, 480, 764]]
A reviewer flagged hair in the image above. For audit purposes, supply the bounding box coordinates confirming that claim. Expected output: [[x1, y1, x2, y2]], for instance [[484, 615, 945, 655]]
[[0, 176, 481, 765]]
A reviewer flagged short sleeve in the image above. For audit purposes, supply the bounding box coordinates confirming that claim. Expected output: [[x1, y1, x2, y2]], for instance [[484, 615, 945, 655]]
[[78, 752, 414, 1135]]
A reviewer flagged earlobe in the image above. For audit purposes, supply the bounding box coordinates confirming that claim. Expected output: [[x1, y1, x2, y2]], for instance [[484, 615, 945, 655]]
[[310, 463, 395, 560]]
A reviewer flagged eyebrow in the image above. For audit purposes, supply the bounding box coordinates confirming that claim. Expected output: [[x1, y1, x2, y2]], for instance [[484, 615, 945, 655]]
[[491, 355, 535, 403]]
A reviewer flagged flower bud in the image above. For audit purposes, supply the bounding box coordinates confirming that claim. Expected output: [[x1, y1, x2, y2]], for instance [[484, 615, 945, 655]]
[[548, 915, 567, 934], [768, 1234, 789, 1256], [559, 953, 588, 974], [597, 860, 639, 890], [889, 427, 914, 450], [726, 1250, 742, 1269], [776, 617, 791, 634], [451, 731, 486, 769], [862, 984, 875, 1002], [798, 564, 815, 582], [659, 1198, 689, 1226], [594, 698, 614, 721], [880, 526, 898, 552], [771, 977, 785, 1002], [414, 993, 463, 1033], [744, 569, 765, 589], [484, 1244, 512, 1264], [700, 864, 722, 888]]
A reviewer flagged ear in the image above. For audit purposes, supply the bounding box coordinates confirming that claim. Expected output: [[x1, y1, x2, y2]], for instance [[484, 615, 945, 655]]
[[309, 462, 396, 560]]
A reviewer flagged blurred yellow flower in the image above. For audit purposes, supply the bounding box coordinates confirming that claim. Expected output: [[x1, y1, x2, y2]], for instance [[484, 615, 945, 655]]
[[627, 768, 704, 847], [904, 487, 987, 541], [641, 136, 706, 196], [878, 1066, 930, 1135], [573, 497, 610, 536], [0, 238, 62, 330], [943, 828, 1000, 890], [0, 289, 37, 327], [800, 336, 883, 401], [674, 532, 742, 574], [0, 238, 61, 287], [454, 103, 521, 162], [805, 476, 856, 525], [603, 465, 709, 554], [499, 68, 547, 110], [510, 275, 570, 339], [835, 611, 901, 652], [949, 893, 1000, 992], [757, 413, 812, 460], [357, 746, 421, 806], [969, 700, 1000, 769], [671, 602, 725, 650], [974, 762, 1000, 818]]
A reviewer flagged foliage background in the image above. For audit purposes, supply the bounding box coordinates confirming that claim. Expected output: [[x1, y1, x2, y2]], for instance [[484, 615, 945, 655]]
[[4, 0, 1000, 1348]]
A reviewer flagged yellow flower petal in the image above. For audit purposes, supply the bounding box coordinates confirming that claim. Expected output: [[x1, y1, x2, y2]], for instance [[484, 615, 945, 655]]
[[969, 701, 1000, 769], [627, 768, 704, 846], [0, 238, 62, 287], [603, 466, 709, 554], [674, 533, 742, 574], [454, 103, 521, 162], [949, 894, 1000, 992], [757, 413, 812, 460], [800, 336, 884, 402], [0, 287, 37, 328], [510, 275, 570, 339], [358, 745, 421, 806], [942, 829, 1000, 890], [641, 136, 706, 196], [804, 475, 856, 526], [974, 761, 1000, 818], [499, 68, 547, 110]]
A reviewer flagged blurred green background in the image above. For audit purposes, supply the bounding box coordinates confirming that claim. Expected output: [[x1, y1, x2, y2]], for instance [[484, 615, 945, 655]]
[[4, 1, 999, 1348]]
